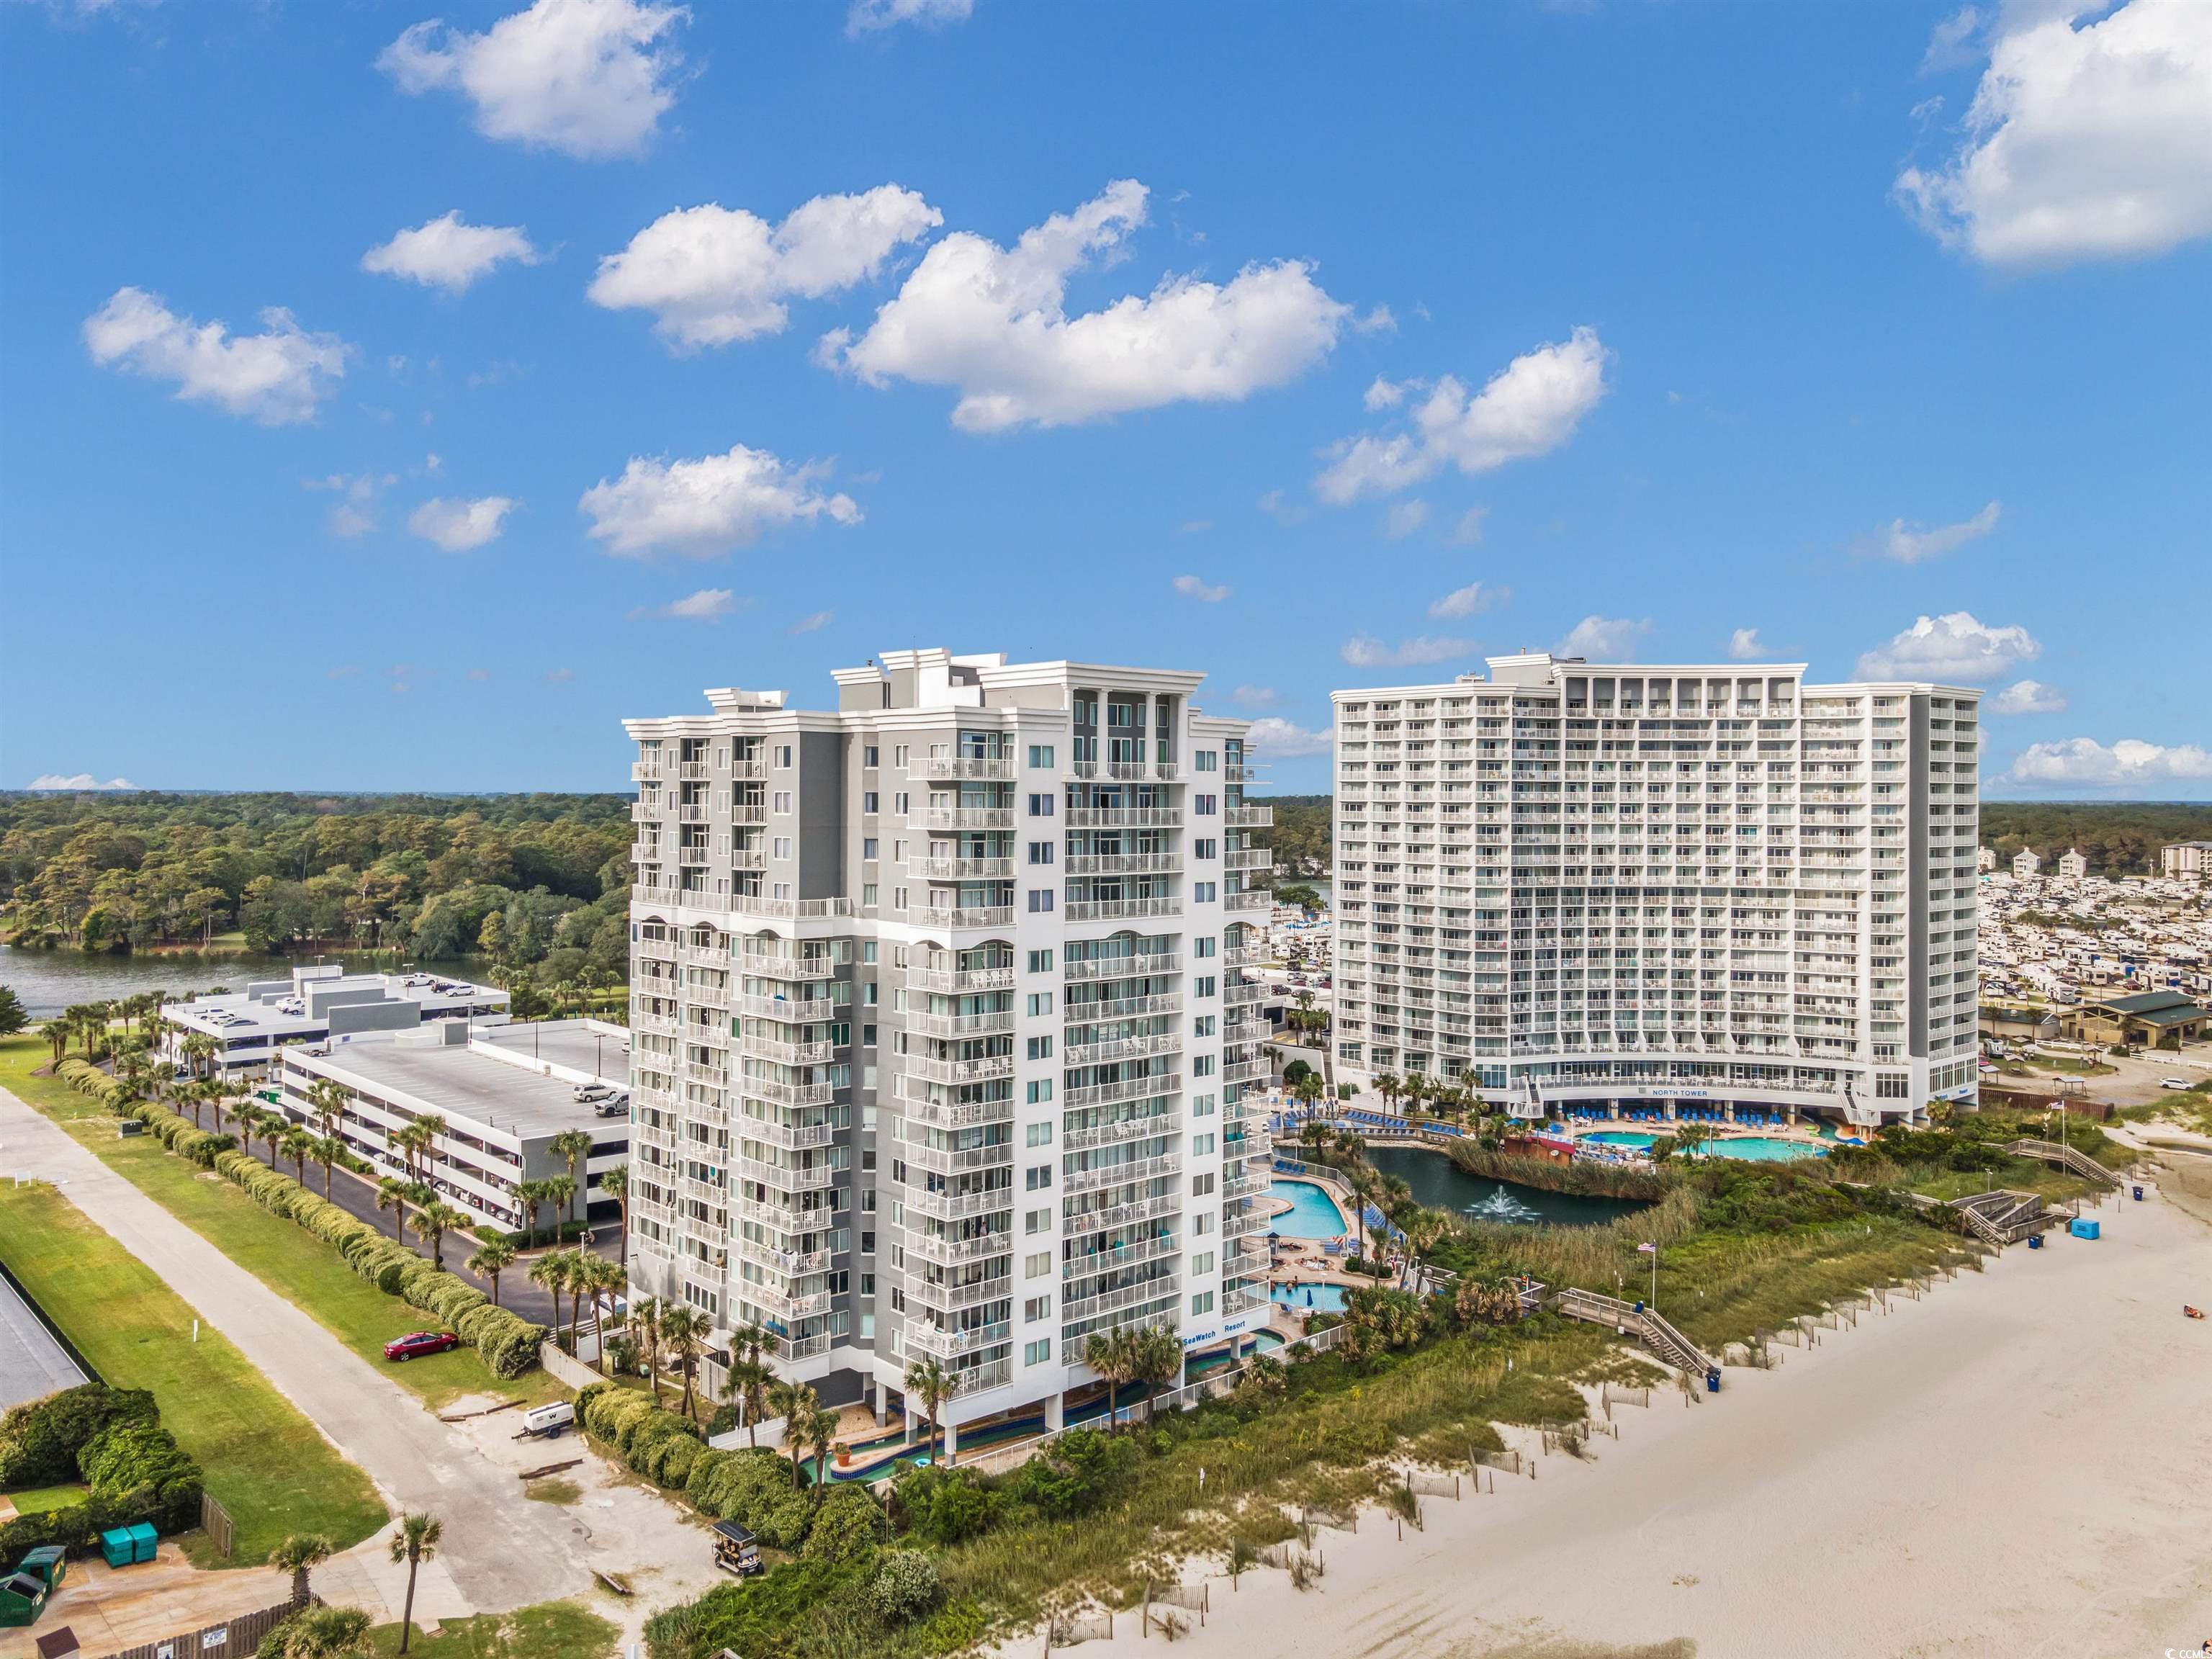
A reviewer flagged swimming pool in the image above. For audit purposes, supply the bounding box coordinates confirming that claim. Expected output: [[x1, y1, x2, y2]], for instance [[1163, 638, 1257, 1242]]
[[1583, 1130, 1825, 1163], [1269, 1281, 1349, 1313], [1268, 1178, 1349, 1237]]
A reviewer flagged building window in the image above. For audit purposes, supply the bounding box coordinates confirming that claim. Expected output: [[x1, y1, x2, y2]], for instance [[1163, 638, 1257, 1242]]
[[1190, 1291, 1215, 1317], [1195, 793, 1218, 815], [1025, 1207, 1051, 1234], [1024, 1295, 1053, 1323], [1026, 992, 1053, 1016], [1027, 1035, 1053, 1061], [1192, 1132, 1215, 1156], [1025, 1079, 1053, 1105], [775, 745, 793, 768], [1025, 1164, 1053, 1191], [1195, 838, 1218, 860], [1028, 745, 1054, 768], [1028, 842, 1055, 865], [1193, 937, 1216, 958], [1028, 793, 1055, 817], [864, 745, 879, 768], [1195, 751, 1218, 772], [1192, 1092, 1216, 1117], [894, 745, 909, 768], [1027, 949, 1054, 973], [1025, 1121, 1051, 1147], [1194, 881, 1217, 903], [1025, 1339, 1052, 1367], [773, 791, 793, 814], [863, 837, 879, 860], [1190, 1251, 1215, 1276], [1028, 891, 1054, 913], [863, 791, 880, 814], [1193, 1015, 1216, 1037], [773, 837, 792, 860], [1192, 1055, 1216, 1076], [1194, 975, 1217, 997], [1025, 1251, 1051, 1279]]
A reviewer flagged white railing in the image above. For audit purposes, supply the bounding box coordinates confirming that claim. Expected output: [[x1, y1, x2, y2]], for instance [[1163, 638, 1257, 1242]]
[[739, 994, 840, 1023], [904, 1184, 1015, 1222], [906, 1274, 1013, 1313], [904, 1007, 1016, 1038], [922, 809, 1015, 830], [909, 964, 1017, 994], [1064, 1074, 1178, 1109], [903, 1052, 1015, 1087], [1061, 1233, 1178, 1280], [1062, 1110, 1180, 1152], [1065, 898, 1180, 922], [1064, 1151, 1182, 1192], [1066, 809, 1181, 828], [922, 757, 1016, 781], [904, 1320, 1012, 1359], [1064, 1033, 1182, 1067], [918, 857, 1015, 881], [899, 1087, 1017, 1128], [1061, 1274, 1179, 1323], [899, 1139, 1014, 1176], [1065, 853, 1180, 876], [1061, 952, 1179, 981], [1068, 992, 1182, 1022], [913, 905, 1017, 930], [904, 1230, 1015, 1267]]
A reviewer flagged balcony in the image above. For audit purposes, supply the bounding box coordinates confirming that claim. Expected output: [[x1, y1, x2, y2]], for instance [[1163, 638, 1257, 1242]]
[[904, 1320, 1012, 1360], [1068, 992, 1182, 1021], [1064, 1032, 1181, 1067], [899, 1139, 1014, 1176], [683, 1059, 729, 1087], [737, 1114, 845, 1152], [1061, 1275, 1179, 1324], [906, 1273, 1012, 1313], [903, 1052, 1015, 1087], [1224, 805, 1273, 828], [631, 760, 662, 783], [745, 1036, 838, 1066], [898, 1087, 1016, 1128], [739, 1156, 845, 1192], [1064, 898, 1180, 922], [1223, 979, 1264, 1006], [736, 1236, 836, 1277], [922, 808, 1015, 831], [1063, 1074, 1178, 1110], [731, 894, 857, 922], [904, 1229, 1014, 1267], [1060, 1233, 1178, 1280], [904, 1185, 1016, 1222], [742, 1076, 836, 1109], [629, 1009, 680, 1038], [1065, 808, 1180, 829], [904, 1007, 1016, 1039], [1221, 1058, 1270, 1085], [912, 905, 1017, 930], [739, 994, 840, 1023], [748, 1285, 836, 1322], [1065, 853, 1180, 876], [1064, 1151, 1182, 1193], [1224, 848, 1273, 872], [678, 761, 711, 781], [909, 964, 1017, 994], [680, 940, 733, 968], [917, 857, 1015, 881], [629, 799, 662, 822], [1061, 952, 1179, 982], [1061, 1110, 1179, 1151], [922, 757, 1015, 781], [1062, 1190, 1180, 1233]]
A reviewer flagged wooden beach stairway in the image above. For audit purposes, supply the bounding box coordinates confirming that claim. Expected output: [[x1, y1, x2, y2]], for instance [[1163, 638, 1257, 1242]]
[[1946, 1189, 2059, 1247], [1552, 1287, 1714, 1380], [2002, 1138, 2121, 1189]]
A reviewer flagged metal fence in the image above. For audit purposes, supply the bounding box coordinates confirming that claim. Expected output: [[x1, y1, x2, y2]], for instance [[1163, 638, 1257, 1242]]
[[100, 1595, 300, 1659]]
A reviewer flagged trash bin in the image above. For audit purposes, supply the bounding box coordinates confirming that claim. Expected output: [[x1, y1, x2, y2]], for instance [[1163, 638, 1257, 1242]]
[[127, 1522, 158, 1563], [1704, 1367, 1720, 1394], [99, 1527, 136, 1568], [2132, 1185, 2144, 1201], [2027, 1233, 2043, 1249]]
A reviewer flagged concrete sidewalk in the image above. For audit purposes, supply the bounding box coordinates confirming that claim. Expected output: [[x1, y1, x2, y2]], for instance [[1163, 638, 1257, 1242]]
[[0, 1082, 592, 1614]]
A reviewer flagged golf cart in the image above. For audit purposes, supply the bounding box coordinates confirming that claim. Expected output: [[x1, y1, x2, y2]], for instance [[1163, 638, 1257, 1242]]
[[711, 1519, 763, 1578]]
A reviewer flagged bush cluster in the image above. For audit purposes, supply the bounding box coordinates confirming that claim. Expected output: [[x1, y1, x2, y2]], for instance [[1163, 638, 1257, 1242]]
[[577, 1385, 706, 1486], [55, 1056, 134, 1112], [0, 1384, 202, 1558], [120, 1102, 235, 1166]]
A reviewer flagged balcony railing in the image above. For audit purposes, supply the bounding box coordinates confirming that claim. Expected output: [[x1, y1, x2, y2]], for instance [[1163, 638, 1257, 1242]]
[[903, 1185, 1016, 1222], [739, 994, 840, 1023], [905, 1274, 1012, 1313], [910, 904, 1017, 930], [904, 1007, 1016, 1039], [1064, 1151, 1182, 1193], [1065, 808, 1181, 829], [739, 1156, 845, 1192], [1064, 853, 1180, 876], [903, 1052, 1015, 1087], [909, 964, 1017, 994], [1064, 1033, 1182, 1068], [1223, 890, 1271, 912], [1060, 1233, 1178, 1280], [1063, 1074, 1178, 1110], [736, 1115, 844, 1152], [1060, 952, 1178, 981], [1061, 1110, 1179, 1152], [1061, 1190, 1180, 1233], [904, 1230, 1015, 1267], [1224, 848, 1273, 871], [904, 1319, 1012, 1359], [1064, 899, 1180, 922], [917, 857, 1015, 881], [1224, 805, 1272, 828], [1061, 1275, 1177, 1324], [899, 1139, 1014, 1176], [899, 1087, 1017, 1128], [631, 760, 662, 782], [922, 809, 1015, 831], [742, 1076, 836, 1109], [745, 1036, 838, 1066], [922, 757, 1015, 781], [1065, 992, 1182, 1022]]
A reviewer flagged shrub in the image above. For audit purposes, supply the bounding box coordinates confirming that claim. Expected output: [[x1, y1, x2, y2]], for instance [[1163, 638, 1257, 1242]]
[[1001, 1426, 1139, 1521], [0, 1398, 202, 1558], [800, 1485, 886, 1563], [0, 1383, 158, 1488], [869, 1549, 943, 1624], [890, 1463, 999, 1546]]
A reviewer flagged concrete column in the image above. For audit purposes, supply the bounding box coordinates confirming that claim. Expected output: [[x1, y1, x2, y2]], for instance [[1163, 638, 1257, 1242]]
[[870, 1377, 886, 1426], [1724, 1102, 1735, 1123], [941, 1419, 958, 1463], [1665, 1101, 1678, 1122], [1609, 1100, 1620, 1120], [1045, 1393, 1064, 1432]]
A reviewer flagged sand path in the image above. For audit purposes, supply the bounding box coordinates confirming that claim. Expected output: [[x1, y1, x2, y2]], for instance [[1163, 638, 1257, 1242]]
[[1041, 1183, 2212, 1659]]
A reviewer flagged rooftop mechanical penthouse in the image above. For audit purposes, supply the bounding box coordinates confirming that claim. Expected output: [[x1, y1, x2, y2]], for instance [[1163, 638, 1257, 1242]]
[[1330, 654, 1982, 1132], [621, 648, 1275, 1451]]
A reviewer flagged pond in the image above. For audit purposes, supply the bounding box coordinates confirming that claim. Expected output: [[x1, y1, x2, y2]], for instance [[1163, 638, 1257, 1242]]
[[0, 945, 492, 1017], [1362, 1143, 1645, 1227]]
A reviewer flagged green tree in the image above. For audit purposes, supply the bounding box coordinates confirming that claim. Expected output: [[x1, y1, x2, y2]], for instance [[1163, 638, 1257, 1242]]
[[310, 1134, 346, 1196], [267, 1532, 334, 1605], [529, 1251, 576, 1349], [377, 1177, 413, 1245], [279, 1604, 372, 1658], [388, 1511, 443, 1655], [1128, 1325, 1185, 1423], [541, 1173, 577, 1240], [767, 1377, 822, 1488], [660, 1301, 705, 1421], [0, 986, 27, 1038], [416, 1199, 466, 1271], [629, 1296, 663, 1402], [1082, 1329, 1137, 1429], [902, 1356, 956, 1467], [467, 1237, 518, 1305], [721, 1323, 775, 1449], [598, 1164, 631, 1267], [549, 1128, 594, 1227]]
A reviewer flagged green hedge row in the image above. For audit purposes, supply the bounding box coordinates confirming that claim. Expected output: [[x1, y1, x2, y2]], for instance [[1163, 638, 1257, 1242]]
[[56, 1056, 134, 1112], [0, 1385, 202, 1559], [119, 1102, 235, 1166]]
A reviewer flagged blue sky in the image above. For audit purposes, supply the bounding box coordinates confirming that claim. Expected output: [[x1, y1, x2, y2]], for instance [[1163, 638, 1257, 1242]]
[[3, 0, 2207, 798]]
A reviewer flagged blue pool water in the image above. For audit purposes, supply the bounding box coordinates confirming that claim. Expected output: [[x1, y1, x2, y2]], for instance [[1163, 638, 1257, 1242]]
[[1269, 1281, 1349, 1313], [1583, 1130, 1825, 1163], [1268, 1178, 1349, 1237]]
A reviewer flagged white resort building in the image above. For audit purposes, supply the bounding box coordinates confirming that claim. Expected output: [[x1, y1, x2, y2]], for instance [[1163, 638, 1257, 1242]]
[[159, 964, 510, 1078], [1328, 654, 1982, 1131], [620, 648, 1275, 1446]]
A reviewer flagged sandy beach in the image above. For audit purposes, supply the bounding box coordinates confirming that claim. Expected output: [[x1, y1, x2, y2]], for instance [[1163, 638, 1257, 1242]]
[[1027, 1179, 2212, 1659]]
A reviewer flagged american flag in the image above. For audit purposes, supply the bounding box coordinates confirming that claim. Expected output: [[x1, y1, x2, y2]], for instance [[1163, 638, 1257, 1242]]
[[1635, 1242, 1656, 1254]]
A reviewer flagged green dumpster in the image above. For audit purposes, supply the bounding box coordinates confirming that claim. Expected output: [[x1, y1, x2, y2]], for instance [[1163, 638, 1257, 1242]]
[[127, 1523, 158, 1563]]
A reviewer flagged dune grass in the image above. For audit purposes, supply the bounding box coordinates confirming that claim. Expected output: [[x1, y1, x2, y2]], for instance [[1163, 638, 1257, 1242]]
[[368, 1601, 617, 1658], [0, 1035, 558, 1412], [0, 1180, 386, 1563]]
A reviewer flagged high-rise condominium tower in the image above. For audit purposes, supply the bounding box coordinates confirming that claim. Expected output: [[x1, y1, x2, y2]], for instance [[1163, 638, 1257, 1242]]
[[1330, 655, 1981, 1128], [622, 649, 1274, 1447]]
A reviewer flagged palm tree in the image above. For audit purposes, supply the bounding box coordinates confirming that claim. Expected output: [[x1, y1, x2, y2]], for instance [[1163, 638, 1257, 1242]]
[[1401, 1212, 1446, 1293], [721, 1324, 774, 1448], [766, 1378, 822, 1488], [42, 1019, 70, 1069], [660, 1302, 704, 1421], [799, 1401, 840, 1503], [376, 1177, 412, 1245], [388, 1511, 443, 1655], [280, 1126, 315, 1184], [549, 1128, 593, 1228], [598, 1165, 631, 1267], [574, 1254, 623, 1372], [1129, 1325, 1185, 1423], [311, 1134, 346, 1197], [1346, 1166, 1382, 1263], [279, 1604, 372, 1658], [416, 1200, 466, 1272], [512, 1179, 547, 1248], [630, 1297, 664, 1401], [267, 1532, 333, 1606], [251, 1107, 285, 1168], [529, 1251, 573, 1348], [541, 1174, 577, 1242], [306, 1077, 347, 1141], [1082, 1329, 1137, 1429], [901, 1356, 956, 1467], [467, 1237, 518, 1305]]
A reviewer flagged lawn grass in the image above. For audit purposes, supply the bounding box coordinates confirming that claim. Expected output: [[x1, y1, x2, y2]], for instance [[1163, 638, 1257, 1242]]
[[0, 1036, 559, 1413], [369, 1600, 617, 1658], [0, 1182, 386, 1563], [4, 1484, 86, 1514]]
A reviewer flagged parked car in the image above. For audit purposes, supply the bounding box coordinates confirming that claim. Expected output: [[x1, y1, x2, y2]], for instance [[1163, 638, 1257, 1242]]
[[2161, 1077, 2194, 1090], [383, 1331, 459, 1362], [574, 1082, 616, 1103]]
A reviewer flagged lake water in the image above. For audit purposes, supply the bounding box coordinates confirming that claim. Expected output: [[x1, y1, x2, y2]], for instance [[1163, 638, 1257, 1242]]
[[1362, 1143, 1644, 1228], [0, 945, 369, 1016]]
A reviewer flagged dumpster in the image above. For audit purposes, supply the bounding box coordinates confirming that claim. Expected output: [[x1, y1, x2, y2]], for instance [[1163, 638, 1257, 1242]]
[[2069, 1218, 2100, 1241], [99, 1527, 136, 1569], [127, 1523, 158, 1563]]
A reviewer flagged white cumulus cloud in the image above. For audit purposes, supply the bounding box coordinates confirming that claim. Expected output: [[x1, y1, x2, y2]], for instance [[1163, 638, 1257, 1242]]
[[634, 587, 744, 621], [1897, 0, 2212, 266], [363, 211, 542, 293], [789, 610, 833, 634], [1856, 611, 2040, 682], [1451, 506, 1488, 546], [1340, 633, 1475, 670], [1557, 615, 1650, 660], [590, 186, 941, 349], [1728, 627, 1767, 661], [409, 495, 516, 551], [847, 0, 971, 34], [1429, 580, 1507, 620], [1853, 500, 2001, 562], [1384, 499, 1430, 540], [83, 287, 348, 424], [379, 0, 688, 161], [825, 179, 1349, 431], [26, 773, 135, 791], [1314, 326, 1611, 504], [2010, 735, 2212, 786], [1172, 574, 1231, 603], [1992, 678, 2069, 714], [580, 443, 862, 558], [1246, 716, 1331, 757]]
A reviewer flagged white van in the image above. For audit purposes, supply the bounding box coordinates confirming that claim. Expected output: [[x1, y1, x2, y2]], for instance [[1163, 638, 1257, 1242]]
[[522, 1401, 575, 1439]]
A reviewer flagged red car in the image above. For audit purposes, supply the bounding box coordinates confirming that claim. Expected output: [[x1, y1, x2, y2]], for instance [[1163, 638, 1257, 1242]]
[[383, 1331, 459, 1362]]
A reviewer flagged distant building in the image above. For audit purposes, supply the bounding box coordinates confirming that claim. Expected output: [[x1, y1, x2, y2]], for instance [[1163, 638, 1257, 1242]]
[[161, 965, 510, 1078], [274, 1017, 630, 1236], [2057, 848, 2087, 880], [1977, 846, 1997, 875], [1979, 1004, 2060, 1048], [2162, 842, 2212, 877], [2013, 848, 2042, 880], [2062, 989, 2208, 1051]]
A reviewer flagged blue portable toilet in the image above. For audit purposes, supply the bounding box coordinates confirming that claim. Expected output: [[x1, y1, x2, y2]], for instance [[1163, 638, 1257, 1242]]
[[2069, 1218, 2100, 1241]]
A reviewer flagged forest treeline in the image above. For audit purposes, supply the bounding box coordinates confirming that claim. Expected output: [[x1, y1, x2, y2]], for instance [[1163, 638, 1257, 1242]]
[[0, 792, 634, 980]]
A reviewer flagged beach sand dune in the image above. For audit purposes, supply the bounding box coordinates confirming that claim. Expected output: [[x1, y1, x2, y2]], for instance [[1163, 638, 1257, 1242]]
[[1042, 1185, 2212, 1659]]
